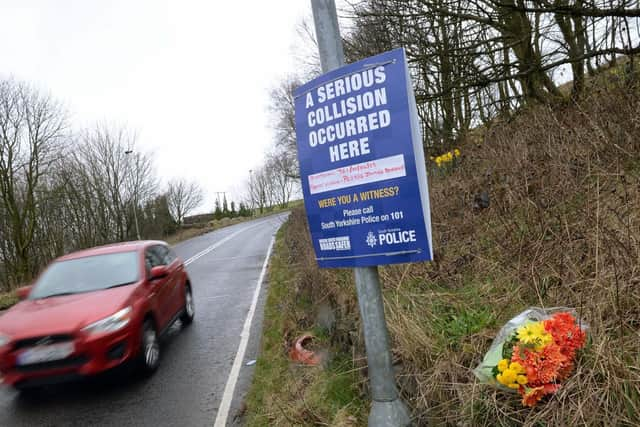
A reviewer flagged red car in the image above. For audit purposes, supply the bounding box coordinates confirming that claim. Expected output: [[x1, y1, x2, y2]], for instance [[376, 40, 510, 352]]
[[0, 241, 195, 390]]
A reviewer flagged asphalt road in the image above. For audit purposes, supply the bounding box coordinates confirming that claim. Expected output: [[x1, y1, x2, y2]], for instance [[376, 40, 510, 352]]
[[0, 213, 288, 427]]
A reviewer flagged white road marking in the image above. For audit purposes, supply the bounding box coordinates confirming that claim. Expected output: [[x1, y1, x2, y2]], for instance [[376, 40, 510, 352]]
[[198, 254, 265, 263], [214, 235, 276, 427], [200, 294, 232, 300], [183, 222, 264, 266]]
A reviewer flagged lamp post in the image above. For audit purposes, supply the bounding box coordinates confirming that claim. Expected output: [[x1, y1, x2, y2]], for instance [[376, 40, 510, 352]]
[[125, 150, 141, 240], [249, 169, 254, 213]]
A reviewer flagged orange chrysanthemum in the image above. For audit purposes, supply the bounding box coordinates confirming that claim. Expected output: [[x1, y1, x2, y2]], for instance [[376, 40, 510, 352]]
[[512, 344, 568, 385], [544, 312, 586, 360], [556, 359, 575, 382], [522, 384, 561, 407]]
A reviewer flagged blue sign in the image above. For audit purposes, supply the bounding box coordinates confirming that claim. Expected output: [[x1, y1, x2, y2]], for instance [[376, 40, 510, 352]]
[[294, 48, 433, 268]]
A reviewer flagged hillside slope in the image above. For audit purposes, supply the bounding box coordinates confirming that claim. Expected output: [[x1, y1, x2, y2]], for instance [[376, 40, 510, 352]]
[[245, 72, 640, 426]]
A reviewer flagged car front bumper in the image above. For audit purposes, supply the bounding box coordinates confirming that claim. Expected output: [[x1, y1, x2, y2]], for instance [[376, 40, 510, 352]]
[[0, 325, 140, 388]]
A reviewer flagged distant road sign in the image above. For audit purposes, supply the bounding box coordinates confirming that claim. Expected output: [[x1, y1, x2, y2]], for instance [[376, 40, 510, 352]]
[[295, 47, 433, 268]]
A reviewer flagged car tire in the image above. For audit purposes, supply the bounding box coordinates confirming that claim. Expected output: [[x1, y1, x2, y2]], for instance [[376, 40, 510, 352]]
[[139, 319, 160, 374], [180, 285, 194, 326]]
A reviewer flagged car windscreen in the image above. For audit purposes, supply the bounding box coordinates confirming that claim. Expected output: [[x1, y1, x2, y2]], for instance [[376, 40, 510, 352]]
[[30, 251, 141, 299]]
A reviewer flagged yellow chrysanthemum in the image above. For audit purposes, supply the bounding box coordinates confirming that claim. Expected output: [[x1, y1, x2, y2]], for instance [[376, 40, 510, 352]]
[[497, 362, 528, 389], [517, 321, 552, 349], [535, 332, 553, 349], [509, 362, 524, 373], [454, 148, 461, 157], [501, 369, 517, 384]]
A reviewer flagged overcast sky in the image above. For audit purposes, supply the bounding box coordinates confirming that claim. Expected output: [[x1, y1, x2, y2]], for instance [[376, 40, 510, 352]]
[[0, 0, 312, 212]]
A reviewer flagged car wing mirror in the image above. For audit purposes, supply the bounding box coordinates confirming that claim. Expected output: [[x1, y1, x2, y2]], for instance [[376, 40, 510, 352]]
[[16, 285, 33, 300], [150, 265, 169, 280]]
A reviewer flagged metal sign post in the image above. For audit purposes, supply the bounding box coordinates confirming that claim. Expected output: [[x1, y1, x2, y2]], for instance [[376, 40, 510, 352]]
[[309, 1, 412, 425], [354, 267, 412, 425]]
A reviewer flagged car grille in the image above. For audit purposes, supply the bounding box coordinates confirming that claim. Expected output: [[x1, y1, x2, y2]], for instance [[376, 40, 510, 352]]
[[12, 334, 74, 350], [15, 355, 89, 373], [16, 372, 84, 388]]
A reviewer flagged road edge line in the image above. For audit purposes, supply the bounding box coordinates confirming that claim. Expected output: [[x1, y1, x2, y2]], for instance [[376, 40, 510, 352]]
[[213, 234, 276, 427]]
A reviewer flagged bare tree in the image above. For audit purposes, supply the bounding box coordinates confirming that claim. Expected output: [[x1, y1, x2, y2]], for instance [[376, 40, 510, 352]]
[[0, 79, 67, 285], [0, 80, 197, 291], [268, 76, 305, 179], [341, 0, 640, 150], [166, 178, 204, 225], [266, 151, 298, 208], [69, 124, 156, 242], [247, 167, 271, 214]]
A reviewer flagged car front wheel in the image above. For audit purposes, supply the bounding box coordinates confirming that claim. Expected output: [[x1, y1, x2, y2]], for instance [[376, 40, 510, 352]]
[[139, 319, 160, 374], [180, 285, 194, 326]]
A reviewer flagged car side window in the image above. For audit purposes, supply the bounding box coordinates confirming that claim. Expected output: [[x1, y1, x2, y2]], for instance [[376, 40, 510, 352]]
[[145, 247, 165, 274], [165, 247, 177, 264], [153, 245, 170, 265]]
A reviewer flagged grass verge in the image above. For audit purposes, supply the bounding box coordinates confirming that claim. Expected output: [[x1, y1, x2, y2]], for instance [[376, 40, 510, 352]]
[[243, 219, 365, 426]]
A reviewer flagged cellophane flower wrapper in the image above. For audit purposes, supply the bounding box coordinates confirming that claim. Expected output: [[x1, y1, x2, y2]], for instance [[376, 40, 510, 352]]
[[473, 307, 588, 390]]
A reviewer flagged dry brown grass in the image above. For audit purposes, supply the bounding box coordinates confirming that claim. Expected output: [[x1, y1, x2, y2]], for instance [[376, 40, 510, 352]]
[[274, 73, 640, 426], [164, 225, 214, 245], [388, 75, 640, 425]]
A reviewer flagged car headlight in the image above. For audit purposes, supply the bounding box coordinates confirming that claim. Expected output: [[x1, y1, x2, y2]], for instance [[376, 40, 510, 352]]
[[82, 307, 132, 335], [0, 333, 10, 347]]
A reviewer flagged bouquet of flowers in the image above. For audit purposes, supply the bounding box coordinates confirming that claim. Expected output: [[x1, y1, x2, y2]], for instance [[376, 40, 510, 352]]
[[474, 307, 587, 407]]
